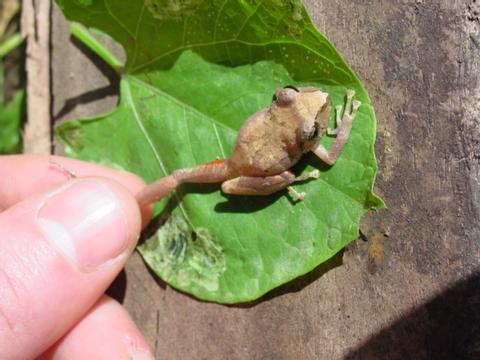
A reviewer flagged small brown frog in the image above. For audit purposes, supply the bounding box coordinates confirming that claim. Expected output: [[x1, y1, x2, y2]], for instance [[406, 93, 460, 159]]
[[136, 87, 361, 206]]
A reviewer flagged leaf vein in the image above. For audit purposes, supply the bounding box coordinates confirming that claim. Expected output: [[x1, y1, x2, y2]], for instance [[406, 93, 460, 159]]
[[104, 0, 136, 39], [212, 123, 227, 158], [234, 0, 265, 39], [123, 80, 192, 225], [131, 39, 337, 74], [131, 0, 147, 66], [213, 0, 230, 41], [184, 107, 198, 164]]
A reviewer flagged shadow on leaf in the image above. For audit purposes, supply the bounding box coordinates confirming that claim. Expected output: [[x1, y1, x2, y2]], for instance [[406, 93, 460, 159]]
[[214, 191, 284, 214]]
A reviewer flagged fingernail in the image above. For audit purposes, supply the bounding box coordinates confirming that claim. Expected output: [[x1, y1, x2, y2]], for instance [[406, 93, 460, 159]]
[[37, 179, 130, 272], [130, 347, 155, 360]]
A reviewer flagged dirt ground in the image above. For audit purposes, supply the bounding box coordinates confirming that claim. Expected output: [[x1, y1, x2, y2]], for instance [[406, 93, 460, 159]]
[[35, 0, 479, 359]]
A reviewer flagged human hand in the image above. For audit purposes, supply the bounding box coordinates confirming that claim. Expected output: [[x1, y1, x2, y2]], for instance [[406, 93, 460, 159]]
[[0, 155, 154, 359]]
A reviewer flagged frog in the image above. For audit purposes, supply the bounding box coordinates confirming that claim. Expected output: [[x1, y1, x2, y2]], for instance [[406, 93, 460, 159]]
[[136, 86, 361, 206]]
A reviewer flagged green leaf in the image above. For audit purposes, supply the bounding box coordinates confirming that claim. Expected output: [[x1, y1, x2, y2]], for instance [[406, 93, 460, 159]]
[[0, 33, 23, 59], [70, 23, 123, 72], [55, 0, 384, 303], [0, 61, 23, 154], [0, 1, 24, 154]]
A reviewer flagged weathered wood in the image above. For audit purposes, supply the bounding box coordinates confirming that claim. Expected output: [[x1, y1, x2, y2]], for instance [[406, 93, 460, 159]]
[[51, 1, 480, 359], [50, 4, 122, 136], [22, 0, 51, 154]]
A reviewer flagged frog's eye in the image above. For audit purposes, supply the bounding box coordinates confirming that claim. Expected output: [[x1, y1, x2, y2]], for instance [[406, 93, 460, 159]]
[[276, 87, 297, 106], [272, 93, 278, 102], [283, 85, 299, 92]]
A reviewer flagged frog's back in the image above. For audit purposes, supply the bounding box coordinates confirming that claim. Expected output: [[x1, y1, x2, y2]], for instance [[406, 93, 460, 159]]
[[228, 108, 302, 177]]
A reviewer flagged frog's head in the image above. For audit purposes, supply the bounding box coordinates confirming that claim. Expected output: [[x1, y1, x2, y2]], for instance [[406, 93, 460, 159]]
[[273, 85, 330, 126], [272, 86, 331, 151]]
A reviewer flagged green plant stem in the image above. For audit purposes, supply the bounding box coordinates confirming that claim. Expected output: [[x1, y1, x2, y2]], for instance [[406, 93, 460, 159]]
[[0, 34, 24, 59], [70, 23, 123, 73]]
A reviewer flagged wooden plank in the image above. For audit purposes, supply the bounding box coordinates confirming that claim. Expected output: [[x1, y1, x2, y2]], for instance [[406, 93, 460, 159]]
[[50, 1, 480, 359], [50, 4, 122, 136], [22, 0, 51, 154]]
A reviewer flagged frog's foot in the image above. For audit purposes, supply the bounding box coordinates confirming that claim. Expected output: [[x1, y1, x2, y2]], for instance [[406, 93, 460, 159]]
[[285, 170, 320, 201], [313, 90, 361, 166], [287, 186, 305, 202], [327, 90, 361, 135]]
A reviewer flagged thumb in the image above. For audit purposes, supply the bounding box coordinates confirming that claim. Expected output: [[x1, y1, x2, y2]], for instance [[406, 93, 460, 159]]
[[0, 177, 142, 359]]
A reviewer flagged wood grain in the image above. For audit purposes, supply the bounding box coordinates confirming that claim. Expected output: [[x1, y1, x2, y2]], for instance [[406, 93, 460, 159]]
[[22, 0, 51, 154], [50, 1, 480, 359]]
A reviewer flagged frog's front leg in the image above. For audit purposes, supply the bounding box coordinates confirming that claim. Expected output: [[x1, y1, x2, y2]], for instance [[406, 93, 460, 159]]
[[221, 170, 319, 200], [313, 89, 361, 165]]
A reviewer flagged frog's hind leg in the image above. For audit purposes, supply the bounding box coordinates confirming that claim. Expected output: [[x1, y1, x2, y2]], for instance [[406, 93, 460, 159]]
[[221, 170, 319, 200], [136, 159, 230, 207], [313, 89, 361, 165]]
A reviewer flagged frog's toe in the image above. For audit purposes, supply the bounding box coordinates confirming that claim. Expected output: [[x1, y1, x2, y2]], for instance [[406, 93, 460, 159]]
[[351, 100, 361, 119], [288, 186, 306, 201], [308, 169, 320, 179], [327, 127, 338, 135], [295, 169, 320, 182], [343, 89, 361, 120]]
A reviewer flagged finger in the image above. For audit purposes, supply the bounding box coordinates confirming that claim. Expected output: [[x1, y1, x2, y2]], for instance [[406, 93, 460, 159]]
[[39, 295, 153, 360], [0, 177, 141, 359], [0, 155, 151, 225]]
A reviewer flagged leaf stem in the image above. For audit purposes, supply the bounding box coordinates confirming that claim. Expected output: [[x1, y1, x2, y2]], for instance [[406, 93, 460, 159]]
[[0, 34, 24, 59], [70, 23, 124, 73]]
